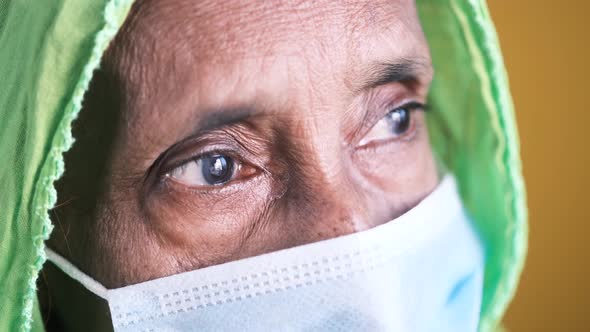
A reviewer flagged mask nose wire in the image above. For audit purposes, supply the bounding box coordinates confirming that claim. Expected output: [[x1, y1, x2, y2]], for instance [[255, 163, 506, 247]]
[[45, 247, 109, 300]]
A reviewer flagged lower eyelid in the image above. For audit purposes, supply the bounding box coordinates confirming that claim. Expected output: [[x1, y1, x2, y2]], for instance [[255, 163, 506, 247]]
[[354, 135, 417, 161], [360, 109, 421, 146], [162, 156, 263, 190], [161, 168, 267, 196]]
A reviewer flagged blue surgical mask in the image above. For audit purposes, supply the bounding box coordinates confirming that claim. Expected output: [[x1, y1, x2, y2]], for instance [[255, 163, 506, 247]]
[[46, 175, 484, 331]]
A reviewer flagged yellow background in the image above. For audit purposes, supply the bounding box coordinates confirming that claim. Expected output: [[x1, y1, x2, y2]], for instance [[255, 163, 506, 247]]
[[488, 2, 590, 331]]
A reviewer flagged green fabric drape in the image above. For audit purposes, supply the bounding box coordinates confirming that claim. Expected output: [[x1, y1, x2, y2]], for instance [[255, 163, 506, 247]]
[[0, 1, 526, 331], [417, 1, 527, 330], [0, 1, 133, 331]]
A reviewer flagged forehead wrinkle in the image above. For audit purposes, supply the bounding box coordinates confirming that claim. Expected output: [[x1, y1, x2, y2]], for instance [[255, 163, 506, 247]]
[[124, 0, 406, 62], [115, 0, 422, 86], [106, 0, 429, 131], [121, 1, 418, 58]]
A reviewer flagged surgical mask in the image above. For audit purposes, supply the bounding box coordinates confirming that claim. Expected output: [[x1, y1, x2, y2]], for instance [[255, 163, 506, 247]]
[[46, 175, 484, 332]]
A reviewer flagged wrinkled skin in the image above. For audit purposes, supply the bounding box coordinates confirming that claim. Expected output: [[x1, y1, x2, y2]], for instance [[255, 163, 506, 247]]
[[40, 0, 438, 330]]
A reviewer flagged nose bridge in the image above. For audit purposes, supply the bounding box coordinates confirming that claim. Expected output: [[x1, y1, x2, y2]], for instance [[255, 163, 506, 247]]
[[282, 106, 389, 242], [279, 81, 387, 241], [284, 148, 379, 242]]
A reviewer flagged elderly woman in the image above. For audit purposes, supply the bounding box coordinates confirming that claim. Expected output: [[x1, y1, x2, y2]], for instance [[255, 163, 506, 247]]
[[0, 0, 527, 331]]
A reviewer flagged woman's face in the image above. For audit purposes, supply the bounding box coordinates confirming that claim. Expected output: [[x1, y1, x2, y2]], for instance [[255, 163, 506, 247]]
[[50, 0, 437, 289]]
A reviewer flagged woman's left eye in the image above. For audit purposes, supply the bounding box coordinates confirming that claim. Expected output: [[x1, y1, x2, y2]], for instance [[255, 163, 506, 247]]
[[166, 154, 240, 187], [358, 103, 423, 146]]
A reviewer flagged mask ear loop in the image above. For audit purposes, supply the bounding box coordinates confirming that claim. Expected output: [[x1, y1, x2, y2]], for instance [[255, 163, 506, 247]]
[[45, 247, 109, 300]]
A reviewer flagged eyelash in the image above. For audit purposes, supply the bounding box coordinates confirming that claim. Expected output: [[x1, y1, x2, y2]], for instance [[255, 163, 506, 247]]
[[358, 100, 427, 140], [383, 101, 428, 120], [364, 99, 425, 126], [397, 101, 428, 112]]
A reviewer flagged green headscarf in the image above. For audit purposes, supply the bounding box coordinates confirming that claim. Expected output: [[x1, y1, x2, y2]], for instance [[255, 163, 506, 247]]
[[0, 1, 526, 331]]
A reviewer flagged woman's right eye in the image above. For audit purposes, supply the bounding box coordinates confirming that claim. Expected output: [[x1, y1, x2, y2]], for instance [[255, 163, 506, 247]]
[[166, 154, 239, 187]]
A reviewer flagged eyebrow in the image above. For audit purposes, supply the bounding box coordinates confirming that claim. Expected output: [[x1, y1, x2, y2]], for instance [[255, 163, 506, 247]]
[[197, 106, 256, 133], [191, 60, 430, 134], [362, 59, 431, 91]]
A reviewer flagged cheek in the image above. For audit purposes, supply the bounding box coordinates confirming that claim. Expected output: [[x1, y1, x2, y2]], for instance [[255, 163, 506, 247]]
[[143, 174, 277, 266], [353, 117, 438, 202]]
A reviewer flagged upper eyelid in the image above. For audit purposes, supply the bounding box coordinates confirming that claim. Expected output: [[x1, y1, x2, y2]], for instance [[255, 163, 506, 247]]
[[150, 123, 250, 173], [382, 101, 427, 116], [158, 126, 271, 179], [359, 100, 426, 133]]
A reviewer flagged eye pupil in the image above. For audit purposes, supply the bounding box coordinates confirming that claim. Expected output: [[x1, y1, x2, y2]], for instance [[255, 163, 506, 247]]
[[202, 155, 233, 185], [388, 108, 410, 135]]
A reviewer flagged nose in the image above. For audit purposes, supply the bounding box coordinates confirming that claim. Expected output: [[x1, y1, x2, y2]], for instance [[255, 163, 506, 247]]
[[278, 169, 391, 246], [270, 115, 394, 249]]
